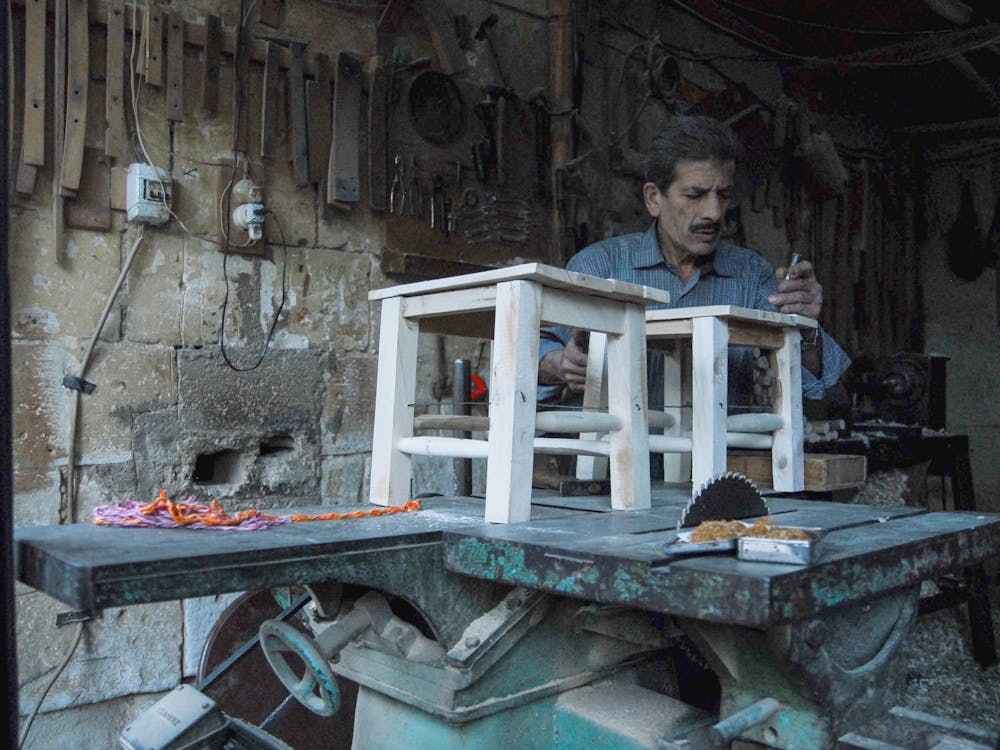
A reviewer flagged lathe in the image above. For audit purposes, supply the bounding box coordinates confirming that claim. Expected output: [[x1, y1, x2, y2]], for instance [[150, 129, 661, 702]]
[[15, 480, 1000, 749]]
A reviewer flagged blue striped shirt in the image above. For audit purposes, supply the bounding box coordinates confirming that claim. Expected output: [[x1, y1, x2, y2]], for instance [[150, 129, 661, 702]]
[[539, 223, 852, 409]]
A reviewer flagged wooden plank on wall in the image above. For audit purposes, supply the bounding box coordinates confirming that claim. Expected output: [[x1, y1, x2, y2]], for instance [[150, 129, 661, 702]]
[[65, 147, 112, 230], [23, 0, 46, 166], [200, 14, 221, 113], [166, 10, 184, 121], [61, 0, 89, 195], [105, 0, 126, 159], [259, 0, 283, 28], [260, 41, 281, 157], [306, 52, 331, 183], [143, 2, 163, 86], [327, 51, 361, 203], [366, 56, 387, 211], [288, 42, 309, 186]]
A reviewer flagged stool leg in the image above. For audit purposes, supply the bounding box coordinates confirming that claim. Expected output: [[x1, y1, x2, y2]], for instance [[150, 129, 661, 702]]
[[691, 316, 728, 491], [485, 280, 542, 523], [576, 332, 609, 481], [662, 346, 689, 483], [772, 328, 804, 491], [606, 305, 650, 510], [369, 296, 419, 506]]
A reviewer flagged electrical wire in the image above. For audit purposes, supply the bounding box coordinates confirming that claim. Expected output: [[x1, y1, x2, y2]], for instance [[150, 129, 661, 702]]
[[218, 209, 290, 372], [710, 0, 954, 37], [17, 621, 85, 749], [669, 0, 1000, 67]]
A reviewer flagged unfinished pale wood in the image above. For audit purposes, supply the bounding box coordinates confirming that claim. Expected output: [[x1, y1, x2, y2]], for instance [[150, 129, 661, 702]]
[[607, 304, 651, 509], [369, 264, 662, 522], [104, 0, 126, 159], [535, 409, 622, 435], [662, 346, 688, 482], [649, 432, 773, 453], [771, 328, 805, 490], [397, 436, 613, 459], [647, 411, 677, 430], [485, 280, 543, 523], [23, 0, 46, 166], [643, 306, 811, 494], [575, 332, 610, 481], [370, 263, 671, 306], [691, 316, 728, 491], [369, 296, 419, 507], [413, 415, 491, 432]]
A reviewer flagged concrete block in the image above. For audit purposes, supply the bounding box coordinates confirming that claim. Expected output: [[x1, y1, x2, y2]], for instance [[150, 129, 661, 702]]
[[75, 345, 178, 462], [181, 244, 231, 347], [19, 691, 171, 750], [132, 408, 183, 500], [178, 347, 322, 434], [182, 592, 246, 678], [321, 453, 367, 505], [124, 232, 185, 345], [12, 471, 62, 526], [323, 353, 377, 455], [17, 592, 182, 715]]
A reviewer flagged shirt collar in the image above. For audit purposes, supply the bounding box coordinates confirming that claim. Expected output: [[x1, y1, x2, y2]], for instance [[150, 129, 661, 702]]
[[632, 221, 736, 278]]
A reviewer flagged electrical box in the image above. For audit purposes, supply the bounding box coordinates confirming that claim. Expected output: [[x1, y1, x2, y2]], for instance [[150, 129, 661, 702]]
[[126, 163, 172, 225]]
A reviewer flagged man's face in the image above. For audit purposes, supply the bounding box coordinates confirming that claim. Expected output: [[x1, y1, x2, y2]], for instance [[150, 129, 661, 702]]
[[643, 159, 735, 264]]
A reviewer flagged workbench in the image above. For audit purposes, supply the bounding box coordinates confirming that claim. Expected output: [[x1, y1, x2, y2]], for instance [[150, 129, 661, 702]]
[[14, 487, 1000, 750]]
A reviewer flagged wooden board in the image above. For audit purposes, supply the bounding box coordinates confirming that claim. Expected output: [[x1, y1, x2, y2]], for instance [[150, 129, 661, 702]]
[[727, 451, 867, 491], [366, 58, 388, 211], [370, 262, 672, 305], [200, 14, 221, 113], [165, 10, 184, 121], [306, 53, 332, 183], [23, 0, 46, 167], [143, 2, 164, 87], [105, 0, 127, 160], [327, 52, 362, 204], [60, 0, 89, 194], [65, 147, 112, 230], [260, 41, 281, 157], [288, 42, 309, 186]]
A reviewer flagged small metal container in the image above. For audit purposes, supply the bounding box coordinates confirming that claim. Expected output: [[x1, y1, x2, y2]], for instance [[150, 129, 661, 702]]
[[737, 529, 825, 565]]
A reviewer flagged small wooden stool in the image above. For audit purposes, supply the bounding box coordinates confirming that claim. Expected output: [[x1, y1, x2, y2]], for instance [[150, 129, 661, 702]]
[[644, 305, 816, 493], [368, 263, 669, 523]]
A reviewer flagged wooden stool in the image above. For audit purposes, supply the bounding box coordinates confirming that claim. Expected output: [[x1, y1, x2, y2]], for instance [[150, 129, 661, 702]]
[[643, 305, 816, 493], [368, 263, 669, 523]]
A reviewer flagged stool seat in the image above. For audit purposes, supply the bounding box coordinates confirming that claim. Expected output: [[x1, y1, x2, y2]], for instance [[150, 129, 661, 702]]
[[368, 263, 669, 523]]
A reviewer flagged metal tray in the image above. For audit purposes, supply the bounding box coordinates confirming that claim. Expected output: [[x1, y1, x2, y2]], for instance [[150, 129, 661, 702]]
[[662, 524, 749, 557], [737, 529, 825, 565]]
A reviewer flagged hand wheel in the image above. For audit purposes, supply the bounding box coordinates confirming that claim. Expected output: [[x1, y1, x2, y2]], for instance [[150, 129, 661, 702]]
[[259, 620, 340, 717]]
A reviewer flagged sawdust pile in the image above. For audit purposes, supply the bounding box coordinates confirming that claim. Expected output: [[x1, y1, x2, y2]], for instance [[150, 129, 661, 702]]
[[899, 586, 1000, 727]]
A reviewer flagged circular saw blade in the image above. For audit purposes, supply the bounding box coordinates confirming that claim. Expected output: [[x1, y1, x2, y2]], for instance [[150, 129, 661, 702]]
[[680, 472, 768, 528]]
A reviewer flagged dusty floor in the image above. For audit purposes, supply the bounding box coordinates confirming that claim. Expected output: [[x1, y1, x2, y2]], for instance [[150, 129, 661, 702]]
[[899, 584, 1000, 728]]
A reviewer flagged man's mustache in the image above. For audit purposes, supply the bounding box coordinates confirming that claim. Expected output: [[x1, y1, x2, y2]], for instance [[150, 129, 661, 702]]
[[690, 221, 720, 233]]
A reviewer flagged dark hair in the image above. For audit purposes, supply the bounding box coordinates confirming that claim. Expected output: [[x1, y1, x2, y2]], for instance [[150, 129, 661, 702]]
[[645, 116, 743, 192]]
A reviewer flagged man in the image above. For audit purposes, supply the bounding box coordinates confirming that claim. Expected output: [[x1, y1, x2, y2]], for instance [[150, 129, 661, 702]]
[[537, 115, 851, 414]]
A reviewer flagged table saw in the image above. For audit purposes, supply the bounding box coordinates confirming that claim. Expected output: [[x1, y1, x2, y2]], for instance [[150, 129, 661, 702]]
[[14, 484, 1000, 750]]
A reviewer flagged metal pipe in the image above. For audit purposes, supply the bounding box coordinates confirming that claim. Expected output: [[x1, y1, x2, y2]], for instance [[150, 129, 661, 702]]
[[453, 359, 472, 496], [1, 1, 19, 743]]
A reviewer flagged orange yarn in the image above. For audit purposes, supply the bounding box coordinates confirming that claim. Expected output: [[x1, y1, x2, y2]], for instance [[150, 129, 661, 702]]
[[133, 489, 420, 527]]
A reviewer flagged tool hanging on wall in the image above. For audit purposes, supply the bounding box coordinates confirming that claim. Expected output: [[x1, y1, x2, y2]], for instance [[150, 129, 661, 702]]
[[409, 70, 466, 146], [528, 90, 550, 202], [472, 97, 497, 183]]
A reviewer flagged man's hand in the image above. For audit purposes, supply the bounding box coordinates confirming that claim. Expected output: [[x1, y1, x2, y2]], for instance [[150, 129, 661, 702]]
[[768, 259, 823, 319], [538, 329, 589, 392]]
